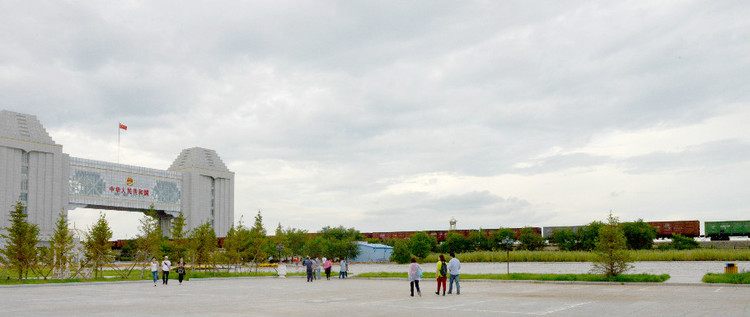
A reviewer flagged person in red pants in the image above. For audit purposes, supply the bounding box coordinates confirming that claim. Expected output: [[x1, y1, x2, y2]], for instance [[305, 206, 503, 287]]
[[435, 254, 448, 296]]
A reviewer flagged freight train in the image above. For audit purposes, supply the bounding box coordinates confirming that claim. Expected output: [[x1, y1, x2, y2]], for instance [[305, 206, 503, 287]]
[[109, 219, 750, 249], [361, 220, 750, 242], [363, 227, 542, 242]]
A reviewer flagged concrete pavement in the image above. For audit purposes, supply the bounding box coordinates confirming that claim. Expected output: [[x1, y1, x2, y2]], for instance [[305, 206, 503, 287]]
[[2, 277, 749, 316]]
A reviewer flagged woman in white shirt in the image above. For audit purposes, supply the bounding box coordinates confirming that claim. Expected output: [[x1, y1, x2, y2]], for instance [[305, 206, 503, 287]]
[[161, 256, 171, 285], [150, 257, 159, 287]]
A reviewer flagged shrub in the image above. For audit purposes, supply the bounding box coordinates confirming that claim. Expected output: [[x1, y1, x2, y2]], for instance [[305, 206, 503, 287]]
[[549, 229, 577, 251], [518, 227, 545, 251], [409, 232, 436, 260], [670, 234, 700, 250], [390, 240, 412, 264], [621, 219, 657, 250]]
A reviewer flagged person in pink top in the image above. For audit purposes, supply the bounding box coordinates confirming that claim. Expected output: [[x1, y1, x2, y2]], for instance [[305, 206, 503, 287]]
[[324, 258, 333, 280]]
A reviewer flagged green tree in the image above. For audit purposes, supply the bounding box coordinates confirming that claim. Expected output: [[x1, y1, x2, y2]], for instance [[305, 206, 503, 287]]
[[621, 219, 657, 250], [283, 227, 309, 257], [0, 201, 40, 280], [50, 211, 75, 277], [188, 221, 218, 267], [492, 228, 516, 250], [577, 221, 604, 251], [468, 230, 493, 251], [409, 232, 437, 260], [668, 234, 700, 250], [304, 236, 325, 258], [222, 223, 251, 270], [169, 211, 188, 260], [247, 211, 269, 262], [549, 228, 578, 251], [84, 213, 113, 278], [518, 227, 545, 251], [390, 239, 412, 264], [439, 232, 471, 254], [592, 213, 633, 278], [136, 212, 161, 262], [317, 226, 361, 259]]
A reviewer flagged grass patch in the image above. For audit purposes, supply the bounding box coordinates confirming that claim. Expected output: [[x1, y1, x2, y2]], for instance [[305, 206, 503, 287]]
[[0, 269, 276, 285], [187, 271, 276, 279], [0, 276, 145, 285], [354, 272, 670, 283], [703, 272, 750, 284]]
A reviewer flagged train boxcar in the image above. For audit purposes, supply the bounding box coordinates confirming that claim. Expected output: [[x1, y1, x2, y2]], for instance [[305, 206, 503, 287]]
[[705, 221, 750, 240], [363, 227, 542, 242], [646, 220, 700, 238], [542, 226, 583, 239], [485, 227, 542, 240]]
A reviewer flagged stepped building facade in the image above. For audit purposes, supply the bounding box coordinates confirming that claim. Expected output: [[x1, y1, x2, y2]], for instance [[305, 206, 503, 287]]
[[0, 110, 234, 240]]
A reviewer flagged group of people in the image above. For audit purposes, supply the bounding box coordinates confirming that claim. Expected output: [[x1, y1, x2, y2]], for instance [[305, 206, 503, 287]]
[[408, 252, 460, 297], [144, 253, 462, 297], [150, 256, 187, 286], [303, 257, 348, 282]]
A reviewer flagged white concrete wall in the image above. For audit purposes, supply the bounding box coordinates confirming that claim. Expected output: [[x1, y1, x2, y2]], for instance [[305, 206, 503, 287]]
[[0, 141, 69, 241]]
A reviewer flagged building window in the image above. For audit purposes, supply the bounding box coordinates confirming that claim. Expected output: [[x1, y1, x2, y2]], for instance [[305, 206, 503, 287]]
[[210, 178, 216, 227], [20, 151, 29, 203]]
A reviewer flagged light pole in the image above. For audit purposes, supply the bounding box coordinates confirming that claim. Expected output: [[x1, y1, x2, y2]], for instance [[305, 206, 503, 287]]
[[276, 244, 284, 263], [501, 237, 514, 275]]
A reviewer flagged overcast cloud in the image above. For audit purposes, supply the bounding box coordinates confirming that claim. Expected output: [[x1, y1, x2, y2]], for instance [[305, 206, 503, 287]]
[[2, 1, 749, 239]]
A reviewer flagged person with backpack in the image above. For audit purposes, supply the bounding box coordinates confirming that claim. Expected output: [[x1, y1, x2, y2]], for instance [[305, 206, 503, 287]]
[[176, 258, 186, 285], [435, 254, 448, 296]]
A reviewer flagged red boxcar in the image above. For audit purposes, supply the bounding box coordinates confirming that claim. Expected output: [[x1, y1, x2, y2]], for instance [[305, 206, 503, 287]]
[[646, 220, 700, 238], [364, 227, 542, 242]]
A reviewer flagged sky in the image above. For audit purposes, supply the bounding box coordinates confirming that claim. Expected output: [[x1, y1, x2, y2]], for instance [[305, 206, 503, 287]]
[[2, 1, 749, 239]]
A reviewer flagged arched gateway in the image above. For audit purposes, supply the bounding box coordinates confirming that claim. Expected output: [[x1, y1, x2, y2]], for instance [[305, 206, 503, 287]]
[[0, 110, 234, 240]]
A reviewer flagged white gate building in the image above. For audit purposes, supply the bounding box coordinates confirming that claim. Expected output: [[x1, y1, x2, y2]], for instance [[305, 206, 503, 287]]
[[0, 110, 234, 240]]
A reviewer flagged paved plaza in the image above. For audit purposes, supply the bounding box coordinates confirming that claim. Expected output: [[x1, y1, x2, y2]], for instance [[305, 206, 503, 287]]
[[2, 277, 749, 316]]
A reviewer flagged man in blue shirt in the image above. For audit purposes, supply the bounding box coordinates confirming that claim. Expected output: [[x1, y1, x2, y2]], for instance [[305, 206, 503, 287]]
[[447, 252, 461, 295]]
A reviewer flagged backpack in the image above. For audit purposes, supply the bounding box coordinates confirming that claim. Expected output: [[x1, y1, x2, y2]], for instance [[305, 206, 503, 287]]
[[439, 261, 447, 277]]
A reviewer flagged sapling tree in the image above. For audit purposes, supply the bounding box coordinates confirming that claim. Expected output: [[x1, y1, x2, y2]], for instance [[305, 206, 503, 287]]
[[84, 213, 113, 278], [0, 201, 39, 280], [50, 211, 75, 278], [592, 212, 633, 278], [188, 221, 217, 269]]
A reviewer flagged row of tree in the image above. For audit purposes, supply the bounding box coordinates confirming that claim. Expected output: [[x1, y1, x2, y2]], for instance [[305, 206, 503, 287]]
[[0, 201, 363, 281], [386, 219, 699, 264], [0, 201, 114, 280]]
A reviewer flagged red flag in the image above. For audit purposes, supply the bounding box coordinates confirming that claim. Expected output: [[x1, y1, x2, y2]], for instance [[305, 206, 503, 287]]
[[119, 123, 127, 130]]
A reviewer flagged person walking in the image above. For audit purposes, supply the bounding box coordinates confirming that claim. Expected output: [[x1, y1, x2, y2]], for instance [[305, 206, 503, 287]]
[[408, 257, 422, 297], [435, 254, 448, 296], [150, 257, 159, 287], [339, 259, 347, 279], [161, 256, 171, 285], [304, 257, 314, 282], [324, 258, 332, 280], [314, 257, 321, 280], [176, 258, 186, 285], [447, 252, 461, 295]]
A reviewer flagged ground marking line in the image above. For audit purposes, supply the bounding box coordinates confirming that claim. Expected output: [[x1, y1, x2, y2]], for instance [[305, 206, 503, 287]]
[[435, 300, 493, 310], [381, 301, 593, 316], [714, 287, 722, 293], [538, 301, 593, 315]]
